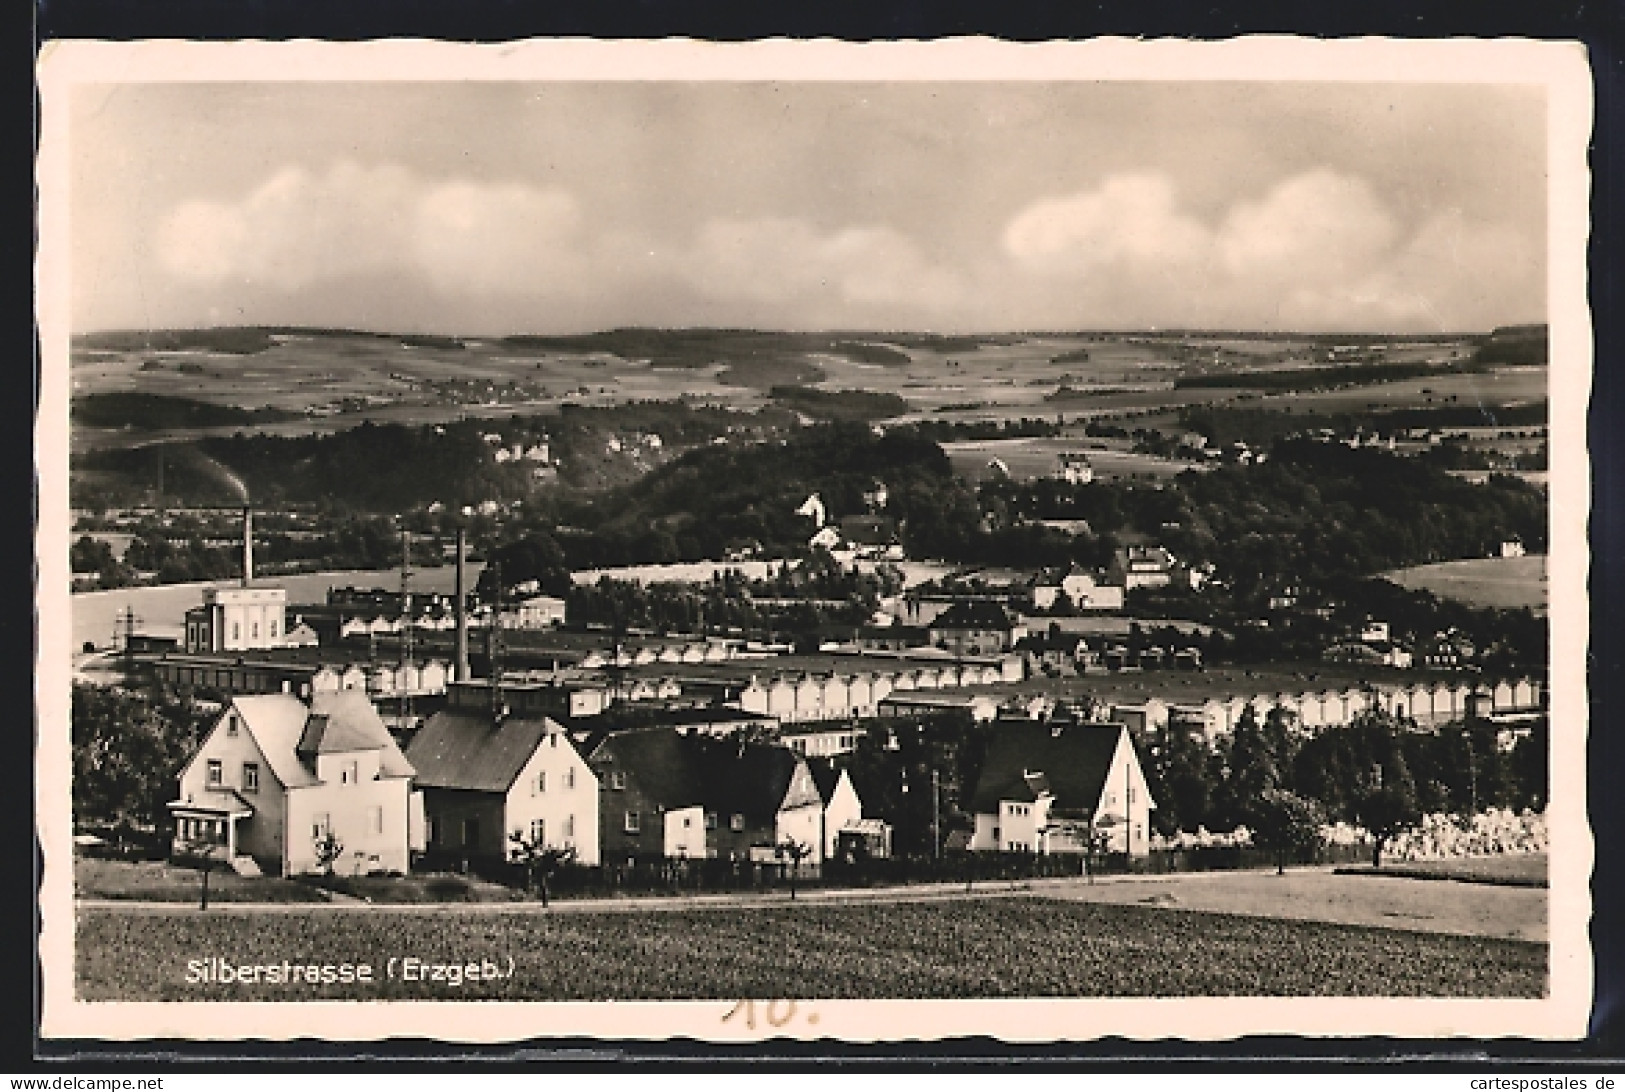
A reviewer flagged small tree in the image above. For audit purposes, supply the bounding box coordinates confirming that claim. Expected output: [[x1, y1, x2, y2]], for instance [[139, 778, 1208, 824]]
[[508, 829, 576, 907], [776, 837, 813, 901], [313, 828, 345, 877], [1357, 783, 1422, 868], [1248, 789, 1326, 874]]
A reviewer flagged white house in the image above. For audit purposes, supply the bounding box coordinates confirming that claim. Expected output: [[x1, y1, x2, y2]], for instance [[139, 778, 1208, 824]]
[[405, 709, 601, 866], [806, 759, 865, 860], [168, 690, 415, 877], [967, 721, 1155, 857]]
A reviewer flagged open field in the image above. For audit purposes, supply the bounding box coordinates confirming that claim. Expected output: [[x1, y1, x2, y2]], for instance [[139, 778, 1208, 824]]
[[71, 327, 1495, 454], [1384, 555, 1547, 612], [1335, 854, 1547, 889], [943, 436, 1205, 483], [1038, 864, 1545, 942], [75, 891, 1544, 1001]]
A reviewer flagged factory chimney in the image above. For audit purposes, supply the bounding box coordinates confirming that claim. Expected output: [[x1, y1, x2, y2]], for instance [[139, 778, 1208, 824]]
[[453, 526, 470, 681], [241, 506, 253, 587]]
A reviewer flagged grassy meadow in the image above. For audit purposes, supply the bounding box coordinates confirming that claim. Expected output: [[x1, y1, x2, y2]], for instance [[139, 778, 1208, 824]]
[[76, 896, 1545, 1001]]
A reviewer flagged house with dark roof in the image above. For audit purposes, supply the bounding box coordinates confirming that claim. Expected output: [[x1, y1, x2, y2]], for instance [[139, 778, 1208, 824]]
[[587, 730, 824, 867], [967, 721, 1155, 857], [405, 708, 600, 866], [926, 600, 1025, 655], [168, 690, 416, 877], [805, 757, 871, 860]]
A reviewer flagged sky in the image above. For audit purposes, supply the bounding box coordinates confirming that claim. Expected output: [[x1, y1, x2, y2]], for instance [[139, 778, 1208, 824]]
[[67, 81, 1547, 335]]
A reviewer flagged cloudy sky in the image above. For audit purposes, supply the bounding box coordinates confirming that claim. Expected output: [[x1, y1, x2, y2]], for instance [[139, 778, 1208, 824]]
[[68, 81, 1546, 335]]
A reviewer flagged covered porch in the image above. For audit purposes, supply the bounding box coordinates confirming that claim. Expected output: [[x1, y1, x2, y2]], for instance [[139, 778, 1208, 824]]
[[167, 788, 255, 862]]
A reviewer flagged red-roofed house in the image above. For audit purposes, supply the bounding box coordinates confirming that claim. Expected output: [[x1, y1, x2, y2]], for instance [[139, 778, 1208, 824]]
[[168, 690, 416, 876]]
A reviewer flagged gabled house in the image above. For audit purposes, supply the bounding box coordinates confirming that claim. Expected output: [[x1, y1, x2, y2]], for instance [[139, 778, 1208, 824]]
[[588, 728, 704, 865], [168, 690, 415, 877], [405, 708, 600, 866], [967, 721, 1155, 857], [805, 757, 867, 860], [587, 729, 825, 866], [926, 600, 1024, 655], [1108, 546, 1177, 591]]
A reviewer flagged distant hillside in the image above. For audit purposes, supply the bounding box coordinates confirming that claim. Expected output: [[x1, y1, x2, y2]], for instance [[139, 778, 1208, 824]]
[[72, 392, 301, 430], [769, 386, 908, 422], [74, 328, 280, 356], [1473, 324, 1548, 366]]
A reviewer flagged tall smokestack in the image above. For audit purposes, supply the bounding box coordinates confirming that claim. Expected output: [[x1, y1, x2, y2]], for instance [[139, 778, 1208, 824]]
[[454, 526, 470, 681], [241, 506, 253, 587]]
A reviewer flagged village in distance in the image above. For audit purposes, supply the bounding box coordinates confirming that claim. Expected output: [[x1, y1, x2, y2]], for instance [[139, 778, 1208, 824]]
[[68, 323, 1552, 1001]]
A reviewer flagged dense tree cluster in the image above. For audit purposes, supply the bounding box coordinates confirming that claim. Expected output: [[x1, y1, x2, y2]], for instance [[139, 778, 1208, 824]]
[[72, 682, 213, 838]]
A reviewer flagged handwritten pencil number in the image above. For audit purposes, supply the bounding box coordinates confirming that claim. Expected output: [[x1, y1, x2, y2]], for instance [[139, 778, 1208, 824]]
[[723, 1000, 799, 1029]]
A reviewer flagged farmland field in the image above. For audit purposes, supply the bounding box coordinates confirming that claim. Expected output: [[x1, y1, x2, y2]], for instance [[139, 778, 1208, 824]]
[[75, 896, 1544, 1001], [1384, 555, 1548, 611], [942, 436, 1205, 483]]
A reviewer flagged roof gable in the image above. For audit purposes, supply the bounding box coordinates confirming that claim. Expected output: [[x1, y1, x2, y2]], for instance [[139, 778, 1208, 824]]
[[969, 721, 1128, 815], [406, 710, 558, 793], [930, 600, 1013, 631]]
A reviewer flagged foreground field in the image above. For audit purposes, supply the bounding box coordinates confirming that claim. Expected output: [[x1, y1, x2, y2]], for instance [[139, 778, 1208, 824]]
[[1384, 554, 1548, 611], [1037, 865, 1545, 943], [76, 895, 1545, 1001]]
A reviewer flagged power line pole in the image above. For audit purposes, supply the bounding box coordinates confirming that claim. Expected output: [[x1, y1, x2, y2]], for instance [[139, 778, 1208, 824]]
[[400, 527, 413, 733]]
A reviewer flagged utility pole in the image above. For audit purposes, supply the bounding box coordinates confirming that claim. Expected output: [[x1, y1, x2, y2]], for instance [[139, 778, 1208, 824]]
[[931, 767, 941, 861], [116, 605, 142, 680], [400, 528, 413, 733]]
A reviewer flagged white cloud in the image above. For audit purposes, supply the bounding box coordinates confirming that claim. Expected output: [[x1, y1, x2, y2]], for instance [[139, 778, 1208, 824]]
[[155, 162, 581, 298], [686, 217, 965, 315], [151, 160, 1536, 333], [1002, 173, 1209, 274], [1000, 169, 1537, 330]]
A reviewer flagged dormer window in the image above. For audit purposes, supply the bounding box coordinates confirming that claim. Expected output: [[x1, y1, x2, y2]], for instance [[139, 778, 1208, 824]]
[[609, 771, 627, 791]]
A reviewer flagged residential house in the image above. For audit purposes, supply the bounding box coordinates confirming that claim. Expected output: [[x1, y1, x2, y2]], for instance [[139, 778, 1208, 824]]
[[1108, 546, 1177, 591], [588, 730, 826, 867], [926, 600, 1024, 655], [404, 708, 601, 866], [805, 757, 869, 860], [967, 721, 1156, 857], [168, 690, 415, 877]]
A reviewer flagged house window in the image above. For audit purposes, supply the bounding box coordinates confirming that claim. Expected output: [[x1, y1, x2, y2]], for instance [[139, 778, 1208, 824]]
[[992, 826, 1000, 841], [1128, 785, 1136, 804], [624, 811, 640, 834], [535, 771, 547, 795], [563, 815, 574, 839], [609, 771, 627, 791], [1104, 791, 1116, 807], [312, 812, 331, 839], [462, 817, 479, 846], [705, 812, 717, 830], [564, 768, 576, 790], [730, 813, 745, 832], [341, 760, 359, 785], [270, 621, 279, 638], [682, 815, 692, 829], [232, 622, 240, 642], [206, 760, 223, 787], [226, 714, 239, 737], [252, 622, 260, 640], [371, 806, 384, 835], [242, 762, 259, 793], [530, 817, 545, 843]]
